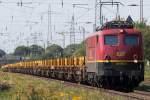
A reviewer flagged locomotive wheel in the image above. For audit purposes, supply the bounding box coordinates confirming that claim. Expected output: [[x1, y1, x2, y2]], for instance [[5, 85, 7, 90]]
[[98, 77, 103, 88]]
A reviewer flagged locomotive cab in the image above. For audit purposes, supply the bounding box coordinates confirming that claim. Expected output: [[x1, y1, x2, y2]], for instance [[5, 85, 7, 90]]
[[86, 20, 144, 90]]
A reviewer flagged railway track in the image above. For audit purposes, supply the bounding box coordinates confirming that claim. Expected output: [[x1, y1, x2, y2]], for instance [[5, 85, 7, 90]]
[[134, 90, 150, 97], [142, 79, 150, 85], [20, 73, 150, 100], [62, 82, 150, 100]]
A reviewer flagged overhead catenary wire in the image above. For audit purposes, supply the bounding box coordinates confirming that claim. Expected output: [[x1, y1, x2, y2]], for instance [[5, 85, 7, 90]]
[[0, 0, 149, 53]]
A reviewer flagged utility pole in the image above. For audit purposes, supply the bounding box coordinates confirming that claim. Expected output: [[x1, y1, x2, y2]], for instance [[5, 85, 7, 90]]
[[128, 0, 143, 23], [62, 34, 65, 48], [30, 33, 41, 56], [26, 40, 30, 57], [58, 32, 65, 48], [70, 4, 88, 46], [47, 4, 52, 47], [140, 0, 143, 23], [70, 14, 75, 46], [95, 0, 124, 30], [94, 0, 98, 32]]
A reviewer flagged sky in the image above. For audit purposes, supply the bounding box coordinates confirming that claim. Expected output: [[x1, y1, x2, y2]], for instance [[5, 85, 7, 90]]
[[0, 0, 149, 53]]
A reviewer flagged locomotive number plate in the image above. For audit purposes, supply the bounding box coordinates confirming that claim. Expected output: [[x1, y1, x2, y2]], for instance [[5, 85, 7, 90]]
[[116, 52, 126, 57]]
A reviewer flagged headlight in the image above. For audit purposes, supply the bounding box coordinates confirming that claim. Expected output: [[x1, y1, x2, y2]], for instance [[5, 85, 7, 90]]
[[133, 54, 138, 63], [134, 60, 138, 63]]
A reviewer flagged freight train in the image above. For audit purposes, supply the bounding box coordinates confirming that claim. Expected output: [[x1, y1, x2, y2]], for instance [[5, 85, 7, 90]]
[[2, 20, 144, 91]]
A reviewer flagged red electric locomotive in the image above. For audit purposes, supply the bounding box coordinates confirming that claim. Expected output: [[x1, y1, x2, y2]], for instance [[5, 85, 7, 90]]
[[86, 21, 144, 90]]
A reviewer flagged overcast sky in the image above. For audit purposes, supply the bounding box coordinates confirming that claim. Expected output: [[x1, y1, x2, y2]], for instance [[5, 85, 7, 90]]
[[0, 0, 149, 53]]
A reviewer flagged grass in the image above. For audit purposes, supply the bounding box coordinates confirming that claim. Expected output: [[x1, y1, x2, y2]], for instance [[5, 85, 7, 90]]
[[0, 68, 149, 100], [145, 70, 150, 78], [135, 69, 150, 92], [135, 84, 150, 92], [0, 71, 124, 100]]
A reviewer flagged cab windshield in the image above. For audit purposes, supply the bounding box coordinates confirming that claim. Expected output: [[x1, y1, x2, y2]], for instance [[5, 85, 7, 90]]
[[125, 35, 138, 45], [104, 35, 118, 45]]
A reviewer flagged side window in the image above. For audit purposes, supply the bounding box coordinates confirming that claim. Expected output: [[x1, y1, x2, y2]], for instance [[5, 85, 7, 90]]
[[96, 35, 99, 44], [104, 35, 118, 45]]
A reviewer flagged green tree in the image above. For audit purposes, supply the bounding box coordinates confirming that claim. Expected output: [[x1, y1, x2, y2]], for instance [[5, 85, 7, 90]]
[[63, 44, 80, 57], [29, 45, 44, 59], [73, 42, 86, 57], [0, 49, 6, 57], [14, 46, 30, 56], [44, 44, 63, 58], [136, 22, 150, 60]]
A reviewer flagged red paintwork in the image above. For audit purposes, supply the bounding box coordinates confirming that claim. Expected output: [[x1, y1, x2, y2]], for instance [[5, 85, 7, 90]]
[[86, 28, 143, 61]]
